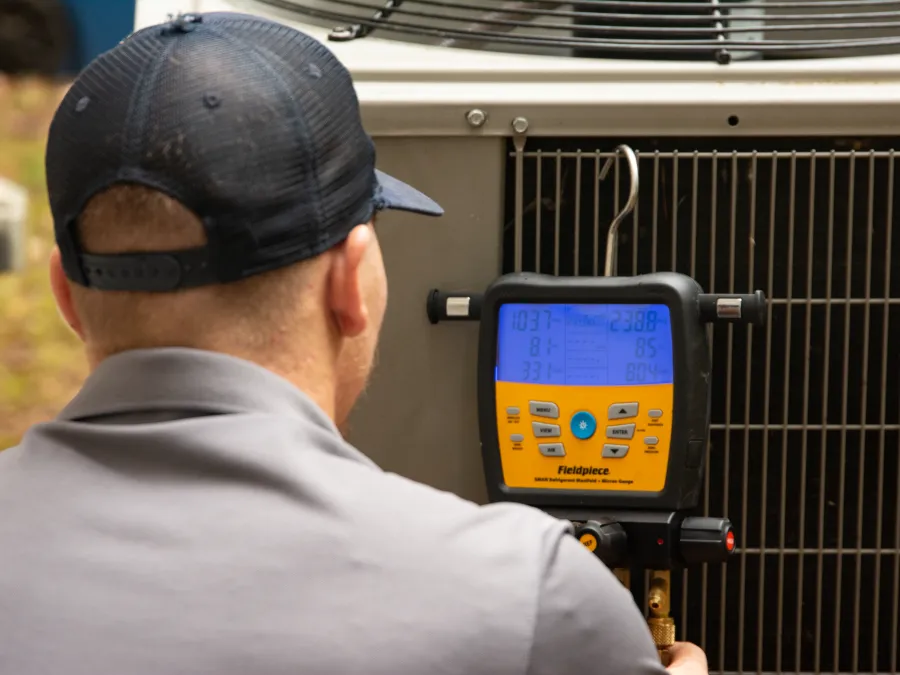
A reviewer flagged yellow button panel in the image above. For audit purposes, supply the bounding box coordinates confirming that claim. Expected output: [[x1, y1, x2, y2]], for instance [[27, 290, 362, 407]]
[[496, 381, 673, 492]]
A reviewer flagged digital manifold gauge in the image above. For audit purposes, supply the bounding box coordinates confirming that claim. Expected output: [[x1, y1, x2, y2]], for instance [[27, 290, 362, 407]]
[[427, 271, 766, 572]]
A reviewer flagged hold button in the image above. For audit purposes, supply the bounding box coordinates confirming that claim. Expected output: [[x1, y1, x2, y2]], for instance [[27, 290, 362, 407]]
[[539, 443, 566, 457]]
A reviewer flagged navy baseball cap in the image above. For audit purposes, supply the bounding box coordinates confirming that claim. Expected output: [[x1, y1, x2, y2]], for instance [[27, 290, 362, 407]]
[[45, 11, 443, 292]]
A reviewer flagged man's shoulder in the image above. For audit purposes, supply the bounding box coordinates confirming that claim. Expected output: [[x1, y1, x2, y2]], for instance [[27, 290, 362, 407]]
[[329, 454, 575, 576], [0, 443, 25, 467], [344, 467, 664, 675], [351, 462, 572, 549]]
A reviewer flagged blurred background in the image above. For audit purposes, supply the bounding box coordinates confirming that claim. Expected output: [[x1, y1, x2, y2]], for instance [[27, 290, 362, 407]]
[[0, 0, 136, 448]]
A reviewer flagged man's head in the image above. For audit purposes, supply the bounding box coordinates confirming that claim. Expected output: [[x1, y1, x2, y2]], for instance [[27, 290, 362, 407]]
[[44, 12, 442, 426]]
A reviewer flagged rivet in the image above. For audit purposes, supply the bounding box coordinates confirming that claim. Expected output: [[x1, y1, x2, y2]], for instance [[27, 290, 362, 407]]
[[466, 109, 487, 128]]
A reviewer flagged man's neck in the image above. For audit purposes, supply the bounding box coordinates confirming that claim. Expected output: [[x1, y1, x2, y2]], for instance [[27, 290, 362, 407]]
[[86, 344, 340, 422]]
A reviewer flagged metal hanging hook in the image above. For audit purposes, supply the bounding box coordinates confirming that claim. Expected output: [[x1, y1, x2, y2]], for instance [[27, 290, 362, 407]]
[[599, 145, 640, 277]]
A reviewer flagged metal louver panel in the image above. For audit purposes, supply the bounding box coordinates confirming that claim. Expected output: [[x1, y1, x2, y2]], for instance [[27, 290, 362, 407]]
[[504, 138, 900, 675], [256, 0, 900, 63]]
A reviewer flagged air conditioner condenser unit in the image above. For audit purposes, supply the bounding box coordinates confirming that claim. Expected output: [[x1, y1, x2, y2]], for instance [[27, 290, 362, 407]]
[[132, 4, 900, 674]]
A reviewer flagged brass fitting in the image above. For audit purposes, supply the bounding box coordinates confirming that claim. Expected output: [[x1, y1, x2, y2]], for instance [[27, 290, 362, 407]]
[[647, 570, 675, 667], [647, 619, 675, 666], [647, 578, 669, 615]]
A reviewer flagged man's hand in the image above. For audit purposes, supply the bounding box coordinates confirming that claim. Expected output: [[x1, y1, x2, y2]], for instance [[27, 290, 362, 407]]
[[665, 642, 708, 675]]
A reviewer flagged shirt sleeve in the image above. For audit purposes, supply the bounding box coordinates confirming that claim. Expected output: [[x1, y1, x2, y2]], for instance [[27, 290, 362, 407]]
[[525, 529, 670, 675]]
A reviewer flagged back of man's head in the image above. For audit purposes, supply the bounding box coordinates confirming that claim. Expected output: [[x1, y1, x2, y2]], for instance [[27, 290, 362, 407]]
[[68, 184, 315, 358], [43, 12, 442, 423]]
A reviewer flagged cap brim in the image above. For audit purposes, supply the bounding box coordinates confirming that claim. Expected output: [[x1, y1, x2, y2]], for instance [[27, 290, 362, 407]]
[[375, 169, 444, 217]]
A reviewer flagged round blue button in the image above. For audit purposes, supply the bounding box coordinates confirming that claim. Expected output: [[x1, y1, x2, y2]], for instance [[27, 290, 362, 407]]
[[570, 411, 597, 440]]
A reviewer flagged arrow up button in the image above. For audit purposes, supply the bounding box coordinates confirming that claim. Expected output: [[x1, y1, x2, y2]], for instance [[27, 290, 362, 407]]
[[608, 403, 639, 420]]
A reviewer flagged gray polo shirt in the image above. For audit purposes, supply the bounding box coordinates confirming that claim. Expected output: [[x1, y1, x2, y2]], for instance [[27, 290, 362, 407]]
[[0, 348, 668, 675]]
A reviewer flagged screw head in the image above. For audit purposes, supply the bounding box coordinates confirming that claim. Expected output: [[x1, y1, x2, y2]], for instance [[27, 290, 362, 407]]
[[329, 26, 355, 40], [466, 109, 487, 128], [511, 116, 529, 134]]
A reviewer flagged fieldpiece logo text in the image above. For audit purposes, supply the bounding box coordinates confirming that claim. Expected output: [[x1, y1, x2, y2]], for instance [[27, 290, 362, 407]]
[[557, 465, 610, 476]]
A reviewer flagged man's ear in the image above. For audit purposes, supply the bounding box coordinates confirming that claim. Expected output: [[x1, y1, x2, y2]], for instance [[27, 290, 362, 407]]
[[326, 224, 373, 338], [49, 246, 85, 341]]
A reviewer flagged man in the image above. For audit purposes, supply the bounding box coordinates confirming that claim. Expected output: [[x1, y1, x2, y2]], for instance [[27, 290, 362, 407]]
[[0, 12, 708, 675]]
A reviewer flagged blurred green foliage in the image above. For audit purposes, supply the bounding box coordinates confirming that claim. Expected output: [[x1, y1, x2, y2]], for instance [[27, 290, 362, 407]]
[[0, 78, 87, 450]]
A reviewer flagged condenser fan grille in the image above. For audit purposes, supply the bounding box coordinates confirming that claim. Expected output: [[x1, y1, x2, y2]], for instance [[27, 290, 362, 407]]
[[258, 0, 900, 63]]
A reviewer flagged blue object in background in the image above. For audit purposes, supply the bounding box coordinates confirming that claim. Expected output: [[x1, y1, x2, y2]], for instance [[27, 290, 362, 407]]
[[60, 0, 135, 73]]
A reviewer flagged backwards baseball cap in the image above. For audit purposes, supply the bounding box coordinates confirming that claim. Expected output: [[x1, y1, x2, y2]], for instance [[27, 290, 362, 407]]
[[45, 11, 443, 292]]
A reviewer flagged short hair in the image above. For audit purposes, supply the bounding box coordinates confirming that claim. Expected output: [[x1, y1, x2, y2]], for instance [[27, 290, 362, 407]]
[[70, 184, 321, 357]]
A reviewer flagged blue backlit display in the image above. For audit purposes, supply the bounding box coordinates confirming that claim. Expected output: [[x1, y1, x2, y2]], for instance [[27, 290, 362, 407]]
[[496, 303, 674, 386]]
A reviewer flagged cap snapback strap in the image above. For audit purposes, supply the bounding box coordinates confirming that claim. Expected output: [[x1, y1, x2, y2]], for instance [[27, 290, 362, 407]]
[[78, 247, 217, 292]]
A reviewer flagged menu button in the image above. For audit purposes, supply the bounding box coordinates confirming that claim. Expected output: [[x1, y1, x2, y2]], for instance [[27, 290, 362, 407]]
[[529, 401, 560, 419]]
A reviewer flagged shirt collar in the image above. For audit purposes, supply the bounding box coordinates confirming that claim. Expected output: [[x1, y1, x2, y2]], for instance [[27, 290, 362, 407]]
[[57, 347, 341, 437]]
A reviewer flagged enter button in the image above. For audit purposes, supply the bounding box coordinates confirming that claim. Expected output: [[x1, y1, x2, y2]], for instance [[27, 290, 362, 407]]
[[606, 424, 636, 440]]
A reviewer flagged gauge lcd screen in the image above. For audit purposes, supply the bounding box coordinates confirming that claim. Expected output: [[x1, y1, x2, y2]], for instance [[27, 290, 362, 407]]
[[496, 303, 674, 386]]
